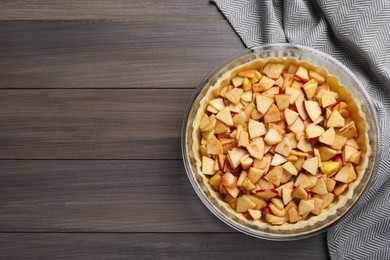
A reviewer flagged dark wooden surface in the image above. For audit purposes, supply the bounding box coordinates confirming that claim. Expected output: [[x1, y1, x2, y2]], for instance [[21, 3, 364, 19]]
[[0, 1, 330, 259]]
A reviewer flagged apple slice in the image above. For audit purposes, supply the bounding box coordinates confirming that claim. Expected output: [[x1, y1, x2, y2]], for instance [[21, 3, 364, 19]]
[[248, 167, 265, 183], [306, 124, 325, 139], [288, 206, 302, 223], [240, 156, 254, 170], [326, 177, 336, 192], [263, 63, 285, 79], [285, 87, 302, 104], [233, 111, 247, 128], [237, 170, 248, 187], [330, 135, 347, 150], [309, 70, 325, 84], [236, 195, 256, 213], [298, 199, 315, 215], [208, 173, 221, 190], [216, 106, 233, 126], [221, 172, 237, 188], [288, 118, 305, 135], [248, 119, 266, 139], [292, 186, 308, 200], [339, 121, 358, 138], [282, 161, 298, 176], [320, 193, 335, 209], [256, 95, 274, 114], [350, 151, 361, 164], [282, 188, 293, 205], [311, 177, 328, 195], [274, 138, 292, 157], [242, 177, 256, 191], [275, 76, 284, 87], [206, 138, 223, 155], [202, 156, 215, 175], [320, 161, 340, 177], [321, 94, 337, 108], [283, 73, 295, 89], [327, 109, 345, 128], [208, 98, 225, 112], [264, 165, 283, 186], [270, 153, 287, 166], [304, 100, 322, 121], [294, 173, 313, 189], [227, 147, 247, 169], [346, 138, 359, 149], [214, 120, 228, 134], [225, 88, 243, 104], [302, 157, 319, 175], [225, 186, 240, 199], [295, 66, 309, 82], [242, 78, 252, 91], [311, 198, 323, 215], [333, 183, 348, 196], [255, 188, 279, 200], [253, 76, 276, 92], [334, 163, 357, 183], [232, 76, 244, 87], [319, 127, 335, 146], [246, 138, 265, 160], [264, 128, 283, 145], [269, 204, 286, 217], [295, 100, 308, 120], [264, 214, 286, 225], [264, 104, 281, 123], [303, 79, 318, 99], [247, 209, 262, 220], [297, 137, 312, 153], [318, 146, 337, 161], [275, 94, 291, 110], [343, 145, 358, 163], [258, 178, 275, 189], [284, 108, 299, 126], [238, 70, 256, 78], [247, 195, 267, 210], [262, 87, 280, 98]]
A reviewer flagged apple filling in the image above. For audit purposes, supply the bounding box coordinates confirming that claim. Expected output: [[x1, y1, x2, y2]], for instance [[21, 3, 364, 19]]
[[198, 61, 364, 225]]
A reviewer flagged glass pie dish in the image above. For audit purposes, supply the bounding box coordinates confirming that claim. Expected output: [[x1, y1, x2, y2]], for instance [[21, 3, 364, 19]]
[[181, 44, 378, 240]]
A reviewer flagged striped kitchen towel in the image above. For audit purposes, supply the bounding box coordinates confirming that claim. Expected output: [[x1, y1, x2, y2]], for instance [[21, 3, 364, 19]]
[[212, 0, 390, 259]]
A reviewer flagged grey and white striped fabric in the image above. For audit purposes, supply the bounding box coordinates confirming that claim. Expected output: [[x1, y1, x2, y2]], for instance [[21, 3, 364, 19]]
[[212, 0, 390, 259]]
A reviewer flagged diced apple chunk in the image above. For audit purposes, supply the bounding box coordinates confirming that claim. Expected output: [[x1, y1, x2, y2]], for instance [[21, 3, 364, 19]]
[[275, 94, 291, 110], [304, 101, 322, 121], [327, 109, 345, 128], [302, 157, 319, 175], [264, 104, 281, 123], [334, 163, 357, 183], [319, 127, 335, 146], [216, 106, 233, 126], [202, 156, 215, 175], [263, 63, 285, 79]]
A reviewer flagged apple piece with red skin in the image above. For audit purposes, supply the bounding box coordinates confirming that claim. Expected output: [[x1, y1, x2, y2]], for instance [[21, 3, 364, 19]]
[[262, 205, 271, 216], [330, 101, 340, 111], [221, 172, 237, 188], [320, 161, 341, 177], [332, 155, 343, 164], [295, 66, 310, 82], [255, 188, 279, 200], [304, 100, 322, 121], [247, 209, 262, 220], [303, 79, 318, 99]]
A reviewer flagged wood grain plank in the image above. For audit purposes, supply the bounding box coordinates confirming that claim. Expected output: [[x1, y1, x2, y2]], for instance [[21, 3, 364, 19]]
[[0, 0, 224, 20], [0, 233, 330, 260], [0, 89, 191, 159], [0, 160, 231, 232], [0, 21, 244, 89]]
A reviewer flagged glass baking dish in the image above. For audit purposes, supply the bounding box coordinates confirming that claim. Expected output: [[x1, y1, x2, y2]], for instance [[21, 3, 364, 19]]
[[181, 44, 378, 240]]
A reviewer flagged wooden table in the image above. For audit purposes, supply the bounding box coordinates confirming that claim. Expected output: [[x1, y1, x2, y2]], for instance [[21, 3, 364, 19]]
[[0, 1, 329, 259]]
